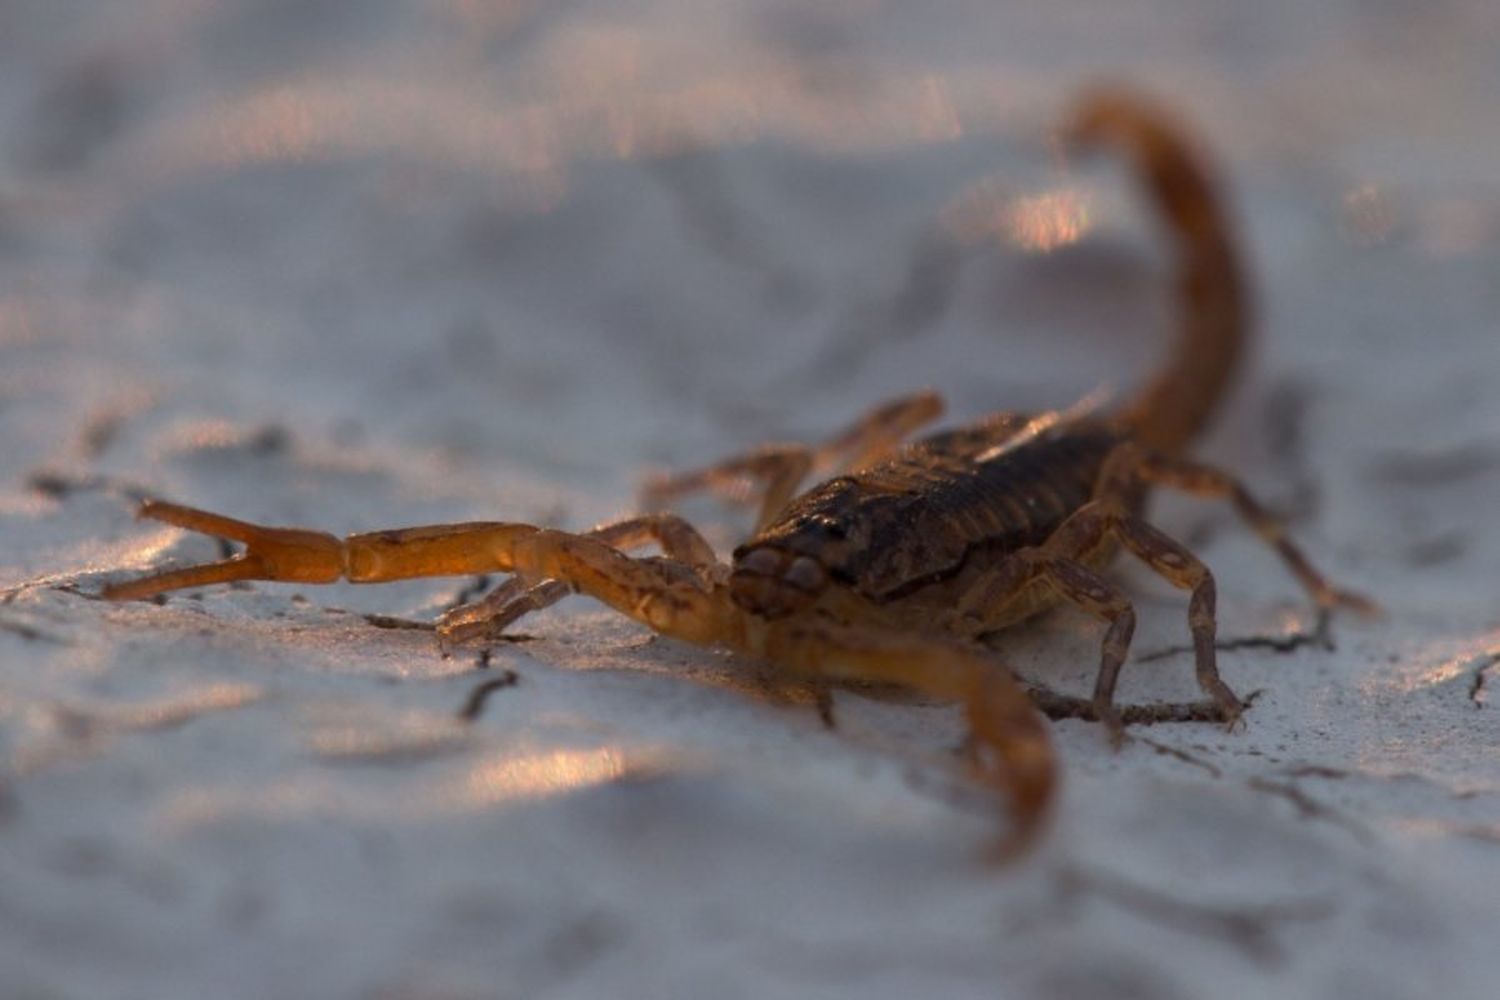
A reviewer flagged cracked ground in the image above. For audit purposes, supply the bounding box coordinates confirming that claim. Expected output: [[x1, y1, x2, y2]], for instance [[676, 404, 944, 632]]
[[2, 3, 1499, 998]]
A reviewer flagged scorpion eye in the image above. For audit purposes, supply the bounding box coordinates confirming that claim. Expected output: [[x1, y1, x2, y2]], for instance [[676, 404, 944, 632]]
[[784, 556, 826, 592], [810, 516, 848, 540], [738, 548, 781, 576]]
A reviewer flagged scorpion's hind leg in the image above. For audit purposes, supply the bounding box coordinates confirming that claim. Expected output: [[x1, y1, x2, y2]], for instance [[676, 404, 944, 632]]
[[1105, 513, 1245, 725], [762, 619, 1055, 858], [640, 390, 944, 531], [946, 503, 1241, 738], [1017, 442, 1379, 732], [436, 513, 723, 644], [1126, 448, 1379, 616]]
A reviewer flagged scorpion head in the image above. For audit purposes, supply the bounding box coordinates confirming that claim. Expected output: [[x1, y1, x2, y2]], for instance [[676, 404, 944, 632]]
[[729, 545, 830, 619]]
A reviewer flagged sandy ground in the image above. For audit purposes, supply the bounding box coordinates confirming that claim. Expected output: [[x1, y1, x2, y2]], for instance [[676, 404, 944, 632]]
[[2, 2, 1498, 998]]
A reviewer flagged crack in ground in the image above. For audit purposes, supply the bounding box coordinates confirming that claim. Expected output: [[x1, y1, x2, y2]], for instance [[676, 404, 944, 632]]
[[26, 470, 152, 503], [1137, 736, 1222, 777], [1278, 763, 1497, 803], [1367, 441, 1500, 486], [1279, 764, 1349, 780], [1259, 378, 1323, 524], [1025, 685, 1259, 726], [1246, 776, 1374, 846], [1468, 652, 1498, 708], [80, 410, 129, 459], [1138, 610, 1333, 663], [361, 613, 436, 632], [458, 669, 520, 721], [0, 615, 66, 644], [804, 231, 961, 386], [11, 686, 264, 780], [441, 574, 495, 614], [1060, 864, 1335, 966]]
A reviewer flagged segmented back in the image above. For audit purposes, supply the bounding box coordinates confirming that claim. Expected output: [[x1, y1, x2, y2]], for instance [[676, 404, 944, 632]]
[[739, 414, 1127, 604]]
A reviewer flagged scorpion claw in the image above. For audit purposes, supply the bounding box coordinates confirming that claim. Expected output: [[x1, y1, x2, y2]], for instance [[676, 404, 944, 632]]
[[101, 500, 345, 601]]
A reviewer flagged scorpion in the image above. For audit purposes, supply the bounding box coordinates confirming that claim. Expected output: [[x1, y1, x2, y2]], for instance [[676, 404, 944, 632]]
[[102, 90, 1373, 855]]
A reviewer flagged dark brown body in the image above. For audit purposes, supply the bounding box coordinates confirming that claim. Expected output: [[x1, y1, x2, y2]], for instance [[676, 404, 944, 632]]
[[734, 415, 1133, 620]]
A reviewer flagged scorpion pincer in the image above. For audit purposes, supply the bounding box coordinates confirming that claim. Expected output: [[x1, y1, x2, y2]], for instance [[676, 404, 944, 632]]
[[101, 89, 1373, 856]]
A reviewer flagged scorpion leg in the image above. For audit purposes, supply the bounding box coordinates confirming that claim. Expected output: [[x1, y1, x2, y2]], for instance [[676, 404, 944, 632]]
[[436, 513, 722, 643], [1128, 449, 1379, 615], [1012, 439, 1380, 728], [1105, 513, 1244, 725], [640, 445, 816, 533], [948, 497, 1250, 733], [812, 389, 945, 472], [949, 516, 1141, 740], [760, 617, 1054, 857], [639, 390, 944, 531]]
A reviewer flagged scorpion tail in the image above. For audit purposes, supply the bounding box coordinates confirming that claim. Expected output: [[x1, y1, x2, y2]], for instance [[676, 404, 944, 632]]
[[1065, 89, 1248, 455], [761, 619, 1057, 856]]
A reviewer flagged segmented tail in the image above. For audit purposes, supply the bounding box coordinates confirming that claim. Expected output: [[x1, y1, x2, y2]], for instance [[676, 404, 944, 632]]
[[1066, 90, 1248, 455]]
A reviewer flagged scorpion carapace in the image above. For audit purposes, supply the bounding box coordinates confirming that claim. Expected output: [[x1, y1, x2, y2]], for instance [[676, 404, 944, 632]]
[[101, 89, 1373, 857]]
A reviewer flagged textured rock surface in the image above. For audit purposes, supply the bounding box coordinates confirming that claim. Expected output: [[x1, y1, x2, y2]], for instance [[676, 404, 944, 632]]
[[1, 2, 1497, 997]]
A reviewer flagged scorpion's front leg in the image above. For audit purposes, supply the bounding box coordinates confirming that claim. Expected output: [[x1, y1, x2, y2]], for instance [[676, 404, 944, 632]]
[[640, 390, 944, 531], [103, 501, 732, 643], [640, 445, 816, 534], [758, 618, 1055, 857]]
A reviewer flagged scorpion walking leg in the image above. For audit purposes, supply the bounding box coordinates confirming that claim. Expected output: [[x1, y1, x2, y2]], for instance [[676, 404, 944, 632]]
[[437, 514, 722, 643], [949, 500, 1246, 733], [639, 390, 944, 531], [641, 445, 816, 533], [761, 618, 1054, 856], [1019, 439, 1380, 727], [1129, 450, 1378, 614], [1106, 514, 1244, 723], [811, 389, 945, 471], [950, 516, 1141, 739]]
